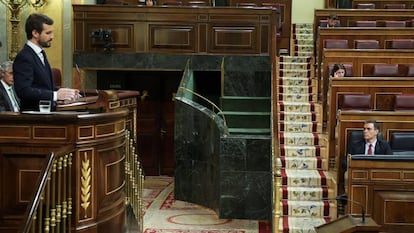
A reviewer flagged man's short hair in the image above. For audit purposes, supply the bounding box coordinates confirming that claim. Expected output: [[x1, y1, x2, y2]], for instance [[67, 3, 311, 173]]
[[25, 13, 54, 40], [329, 14, 337, 20], [0, 61, 13, 79], [365, 119, 380, 130]]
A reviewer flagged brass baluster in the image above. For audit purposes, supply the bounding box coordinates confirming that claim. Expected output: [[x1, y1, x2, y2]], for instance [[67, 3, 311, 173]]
[[50, 161, 57, 233], [67, 153, 73, 232], [37, 195, 44, 233], [56, 156, 63, 232], [62, 154, 68, 232], [44, 171, 51, 233]]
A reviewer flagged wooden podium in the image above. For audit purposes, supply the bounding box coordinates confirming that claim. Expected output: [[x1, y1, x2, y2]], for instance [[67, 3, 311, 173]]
[[315, 215, 381, 233]]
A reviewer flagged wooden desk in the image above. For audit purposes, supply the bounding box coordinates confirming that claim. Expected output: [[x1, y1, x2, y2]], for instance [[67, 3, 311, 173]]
[[352, 0, 414, 8], [348, 154, 414, 233], [320, 49, 414, 132], [317, 28, 414, 80], [327, 77, 414, 155], [314, 8, 414, 39], [335, 110, 414, 197]]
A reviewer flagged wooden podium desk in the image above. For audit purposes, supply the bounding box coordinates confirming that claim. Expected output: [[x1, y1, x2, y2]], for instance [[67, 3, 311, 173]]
[[348, 155, 414, 233], [0, 90, 139, 233]]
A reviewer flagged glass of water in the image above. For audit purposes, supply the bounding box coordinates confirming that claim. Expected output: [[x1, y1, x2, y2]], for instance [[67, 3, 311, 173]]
[[39, 100, 51, 113]]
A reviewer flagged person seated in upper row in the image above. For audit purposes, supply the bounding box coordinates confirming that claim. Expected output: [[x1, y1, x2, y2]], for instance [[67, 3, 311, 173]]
[[325, 14, 341, 28], [0, 61, 20, 112], [330, 63, 346, 78]]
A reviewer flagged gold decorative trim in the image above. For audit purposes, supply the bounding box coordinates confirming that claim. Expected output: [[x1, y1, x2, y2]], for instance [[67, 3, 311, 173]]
[[109, 100, 121, 109], [0, 126, 31, 139], [95, 122, 116, 138], [116, 120, 126, 133], [80, 152, 91, 219], [78, 125, 94, 140], [19, 169, 41, 202], [33, 126, 67, 140]]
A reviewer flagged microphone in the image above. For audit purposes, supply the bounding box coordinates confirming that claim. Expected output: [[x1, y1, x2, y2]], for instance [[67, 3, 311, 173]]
[[323, 195, 365, 224], [336, 195, 365, 224]]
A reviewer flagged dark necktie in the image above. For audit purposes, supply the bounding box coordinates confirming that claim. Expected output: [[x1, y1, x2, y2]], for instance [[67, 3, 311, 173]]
[[41, 50, 54, 88], [41, 50, 50, 68], [367, 144, 373, 155]]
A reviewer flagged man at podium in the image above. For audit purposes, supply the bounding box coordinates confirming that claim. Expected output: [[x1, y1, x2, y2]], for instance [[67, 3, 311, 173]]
[[13, 13, 79, 111]]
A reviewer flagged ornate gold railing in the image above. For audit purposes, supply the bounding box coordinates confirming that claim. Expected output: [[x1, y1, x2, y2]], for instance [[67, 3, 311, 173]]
[[124, 130, 145, 232], [19, 146, 74, 233]]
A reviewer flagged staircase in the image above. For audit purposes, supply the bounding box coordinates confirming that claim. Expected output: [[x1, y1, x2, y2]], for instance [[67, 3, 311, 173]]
[[273, 23, 337, 233]]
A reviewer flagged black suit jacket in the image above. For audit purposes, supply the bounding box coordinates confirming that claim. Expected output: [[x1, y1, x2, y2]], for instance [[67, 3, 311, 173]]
[[347, 139, 393, 155], [343, 138, 393, 169], [0, 84, 20, 112], [13, 44, 57, 111]]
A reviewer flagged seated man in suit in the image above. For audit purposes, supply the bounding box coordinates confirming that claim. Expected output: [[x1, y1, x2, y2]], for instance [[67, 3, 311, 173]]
[[342, 120, 392, 199], [347, 119, 393, 156], [0, 61, 20, 112]]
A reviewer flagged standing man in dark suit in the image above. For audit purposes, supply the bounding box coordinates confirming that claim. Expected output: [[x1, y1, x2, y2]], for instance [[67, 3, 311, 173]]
[[13, 13, 79, 111], [0, 61, 20, 112]]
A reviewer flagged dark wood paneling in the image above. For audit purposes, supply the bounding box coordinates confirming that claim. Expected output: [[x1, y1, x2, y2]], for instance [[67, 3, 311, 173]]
[[73, 5, 278, 55], [348, 154, 414, 233], [227, 0, 291, 53], [336, 111, 414, 199], [352, 0, 414, 8], [314, 9, 414, 42], [321, 49, 414, 136], [317, 28, 414, 80]]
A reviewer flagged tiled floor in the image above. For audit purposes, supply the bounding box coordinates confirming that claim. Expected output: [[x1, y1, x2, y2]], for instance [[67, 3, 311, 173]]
[[125, 176, 271, 233]]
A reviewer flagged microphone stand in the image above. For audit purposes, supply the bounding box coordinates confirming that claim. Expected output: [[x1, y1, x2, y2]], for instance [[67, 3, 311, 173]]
[[336, 196, 365, 224]]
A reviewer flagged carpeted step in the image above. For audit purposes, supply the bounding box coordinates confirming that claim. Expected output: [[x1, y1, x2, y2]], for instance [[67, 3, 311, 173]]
[[279, 145, 328, 160], [279, 69, 311, 78], [278, 216, 329, 233], [278, 121, 322, 133], [278, 77, 312, 86], [278, 101, 315, 113], [293, 27, 313, 34], [279, 85, 316, 96], [281, 200, 335, 218], [279, 132, 327, 147], [276, 157, 328, 170], [279, 169, 333, 188], [294, 45, 313, 53], [279, 62, 311, 70], [293, 38, 314, 46], [278, 93, 316, 102], [293, 51, 314, 57], [279, 56, 312, 64], [278, 111, 320, 123], [278, 186, 334, 201], [292, 34, 314, 40], [292, 23, 313, 31]]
